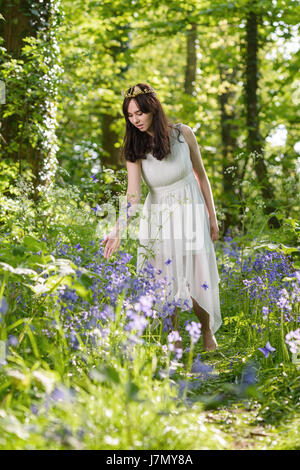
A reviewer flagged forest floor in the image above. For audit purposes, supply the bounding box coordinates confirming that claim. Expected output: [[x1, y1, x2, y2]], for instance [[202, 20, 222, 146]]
[[173, 310, 299, 451]]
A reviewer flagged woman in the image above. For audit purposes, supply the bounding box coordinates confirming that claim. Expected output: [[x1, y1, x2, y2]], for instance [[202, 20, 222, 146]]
[[101, 83, 222, 351]]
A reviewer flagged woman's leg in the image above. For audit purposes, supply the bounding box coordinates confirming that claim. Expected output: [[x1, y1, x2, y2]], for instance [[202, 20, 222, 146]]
[[191, 297, 218, 351]]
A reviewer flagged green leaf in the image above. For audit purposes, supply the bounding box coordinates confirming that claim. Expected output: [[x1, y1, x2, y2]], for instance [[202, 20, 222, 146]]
[[90, 365, 120, 384], [23, 235, 47, 252], [11, 246, 26, 257], [125, 381, 140, 401], [0, 262, 37, 277]]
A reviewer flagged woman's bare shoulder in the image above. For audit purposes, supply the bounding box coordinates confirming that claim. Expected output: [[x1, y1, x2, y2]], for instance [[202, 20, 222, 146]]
[[180, 124, 194, 141]]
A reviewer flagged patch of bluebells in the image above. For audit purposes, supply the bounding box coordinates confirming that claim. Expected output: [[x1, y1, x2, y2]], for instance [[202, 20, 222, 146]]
[[238, 250, 298, 320], [218, 231, 300, 359], [42, 240, 184, 350], [36, 231, 300, 368], [220, 229, 296, 301]]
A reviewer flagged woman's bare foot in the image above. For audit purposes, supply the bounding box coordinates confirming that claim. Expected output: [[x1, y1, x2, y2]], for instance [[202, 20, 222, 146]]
[[202, 330, 218, 351]]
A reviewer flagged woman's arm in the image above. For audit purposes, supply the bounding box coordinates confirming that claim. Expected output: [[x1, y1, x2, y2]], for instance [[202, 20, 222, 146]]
[[181, 124, 219, 241], [117, 159, 142, 233], [102, 159, 142, 259], [181, 124, 217, 221]]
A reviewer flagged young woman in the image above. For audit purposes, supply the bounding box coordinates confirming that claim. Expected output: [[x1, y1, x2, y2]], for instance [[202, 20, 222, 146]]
[[101, 83, 222, 351]]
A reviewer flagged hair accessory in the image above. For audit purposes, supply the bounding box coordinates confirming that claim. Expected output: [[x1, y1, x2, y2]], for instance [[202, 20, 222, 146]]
[[122, 86, 155, 98]]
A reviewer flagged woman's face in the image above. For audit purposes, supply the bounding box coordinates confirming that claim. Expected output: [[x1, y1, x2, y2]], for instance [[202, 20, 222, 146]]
[[127, 99, 153, 134]]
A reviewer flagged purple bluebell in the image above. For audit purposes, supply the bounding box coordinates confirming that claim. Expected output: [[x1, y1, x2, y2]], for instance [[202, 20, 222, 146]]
[[134, 294, 154, 317], [262, 306, 269, 317], [167, 330, 183, 359], [185, 321, 201, 345], [0, 297, 8, 315], [92, 204, 101, 215], [30, 404, 39, 415], [191, 353, 214, 380], [125, 312, 148, 336], [258, 341, 276, 358], [7, 335, 18, 347], [285, 329, 300, 354], [50, 385, 75, 403], [240, 362, 257, 390]]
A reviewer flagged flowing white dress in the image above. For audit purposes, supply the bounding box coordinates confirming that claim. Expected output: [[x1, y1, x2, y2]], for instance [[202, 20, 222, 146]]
[[136, 123, 222, 334]]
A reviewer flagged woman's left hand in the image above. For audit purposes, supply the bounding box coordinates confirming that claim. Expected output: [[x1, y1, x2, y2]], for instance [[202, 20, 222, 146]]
[[210, 218, 219, 242]]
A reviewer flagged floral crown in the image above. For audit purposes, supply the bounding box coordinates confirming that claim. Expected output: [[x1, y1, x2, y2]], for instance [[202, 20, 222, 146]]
[[122, 86, 155, 98]]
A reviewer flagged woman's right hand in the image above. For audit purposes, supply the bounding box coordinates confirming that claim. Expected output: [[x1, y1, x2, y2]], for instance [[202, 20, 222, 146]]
[[100, 228, 121, 260]]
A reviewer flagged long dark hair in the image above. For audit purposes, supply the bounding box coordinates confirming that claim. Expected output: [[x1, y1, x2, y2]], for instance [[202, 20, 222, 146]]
[[120, 83, 181, 163]]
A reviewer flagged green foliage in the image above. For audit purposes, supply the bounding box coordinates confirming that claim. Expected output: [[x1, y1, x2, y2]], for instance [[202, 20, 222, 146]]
[[0, 177, 299, 449], [0, 0, 63, 193], [0, 0, 299, 451]]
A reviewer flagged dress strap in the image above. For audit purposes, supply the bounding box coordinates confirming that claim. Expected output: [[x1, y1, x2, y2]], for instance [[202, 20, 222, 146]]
[[171, 123, 182, 138]]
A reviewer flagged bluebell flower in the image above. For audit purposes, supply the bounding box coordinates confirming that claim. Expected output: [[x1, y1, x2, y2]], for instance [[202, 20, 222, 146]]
[[191, 353, 214, 380], [50, 385, 75, 403], [125, 313, 148, 336], [92, 204, 101, 214], [30, 404, 39, 415], [185, 321, 201, 344], [7, 335, 18, 347], [285, 328, 300, 354], [240, 362, 257, 390], [134, 294, 154, 316], [262, 306, 269, 317], [258, 341, 276, 358], [0, 297, 8, 315]]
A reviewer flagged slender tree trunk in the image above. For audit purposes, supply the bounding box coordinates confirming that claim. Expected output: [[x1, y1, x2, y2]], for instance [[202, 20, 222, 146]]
[[218, 65, 239, 235], [245, 6, 280, 228], [0, 1, 39, 163], [184, 23, 197, 95]]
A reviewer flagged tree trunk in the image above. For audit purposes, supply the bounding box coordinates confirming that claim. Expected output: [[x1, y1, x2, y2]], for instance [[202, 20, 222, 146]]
[[184, 23, 197, 95], [245, 6, 280, 228], [0, 0, 58, 199], [218, 65, 239, 235]]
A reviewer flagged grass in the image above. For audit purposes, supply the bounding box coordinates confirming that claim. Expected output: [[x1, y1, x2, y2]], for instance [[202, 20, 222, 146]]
[[0, 183, 299, 450]]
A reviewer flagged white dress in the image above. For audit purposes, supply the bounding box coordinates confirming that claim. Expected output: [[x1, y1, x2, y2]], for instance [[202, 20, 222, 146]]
[[136, 123, 222, 334]]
